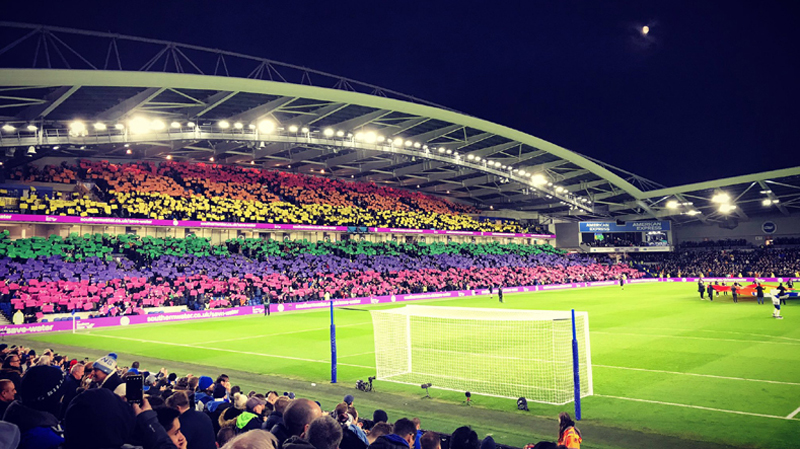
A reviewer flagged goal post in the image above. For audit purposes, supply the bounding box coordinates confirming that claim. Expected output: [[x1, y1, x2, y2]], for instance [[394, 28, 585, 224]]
[[369, 306, 592, 405]]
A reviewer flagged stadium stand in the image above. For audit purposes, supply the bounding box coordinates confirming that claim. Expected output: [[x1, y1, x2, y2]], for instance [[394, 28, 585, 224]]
[[4, 161, 549, 234], [0, 232, 641, 321], [628, 247, 800, 278]]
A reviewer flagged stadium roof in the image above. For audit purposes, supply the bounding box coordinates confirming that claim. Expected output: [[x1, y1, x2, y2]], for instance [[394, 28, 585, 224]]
[[1, 22, 799, 225]]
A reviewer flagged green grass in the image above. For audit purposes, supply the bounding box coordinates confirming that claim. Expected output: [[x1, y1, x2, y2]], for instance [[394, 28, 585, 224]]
[[16, 283, 800, 449]]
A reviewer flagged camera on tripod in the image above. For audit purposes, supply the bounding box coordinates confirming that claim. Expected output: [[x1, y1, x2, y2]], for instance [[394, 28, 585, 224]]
[[355, 376, 375, 392]]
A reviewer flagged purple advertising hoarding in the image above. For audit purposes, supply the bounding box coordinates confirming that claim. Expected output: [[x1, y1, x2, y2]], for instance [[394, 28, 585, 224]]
[[0, 213, 555, 239]]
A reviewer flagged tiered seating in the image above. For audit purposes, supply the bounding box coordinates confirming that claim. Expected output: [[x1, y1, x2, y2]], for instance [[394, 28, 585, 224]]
[[1, 232, 641, 319], [8, 160, 542, 233]]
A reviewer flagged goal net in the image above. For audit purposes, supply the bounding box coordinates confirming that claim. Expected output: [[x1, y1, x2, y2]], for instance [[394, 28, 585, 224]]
[[369, 306, 592, 405]]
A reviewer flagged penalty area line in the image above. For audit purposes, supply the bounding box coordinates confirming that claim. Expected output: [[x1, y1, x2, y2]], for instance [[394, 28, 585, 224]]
[[595, 394, 793, 421], [787, 405, 800, 419], [594, 364, 800, 387]]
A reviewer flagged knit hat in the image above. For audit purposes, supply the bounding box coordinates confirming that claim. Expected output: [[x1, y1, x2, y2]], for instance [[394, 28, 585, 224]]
[[93, 353, 118, 375], [20, 365, 65, 412], [246, 396, 267, 412], [145, 374, 158, 386], [373, 409, 388, 423], [64, 388, 135, 449], [343, 394, 354, 405], [197, 376, 214, 391], [213, 384, 227, 399], [233, 392, 248, 410]]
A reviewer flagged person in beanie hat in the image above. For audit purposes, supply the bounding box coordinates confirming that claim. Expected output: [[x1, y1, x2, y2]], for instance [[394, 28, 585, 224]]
[[343, 394, 355, 406], [194, 376, 214, 411], [2, 365, 65, 449], [91, 353, 122, 392], [236, 396, 266, 433]]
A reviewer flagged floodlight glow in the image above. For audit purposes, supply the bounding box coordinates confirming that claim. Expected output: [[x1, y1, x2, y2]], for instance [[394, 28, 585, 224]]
[[446, 149, 453, 155], [501, 165, 506, 169], [288, 125, 299, 133], [170, 121, 181, 129], [166, 155, 172, 160], [69, 120, 87, 136], [711, 192, 730, 203], [126, 149, 132, 154], [218, 120, 230, 129], [258, 119, 276, 134], [531, 174, 547, 185], [323, 128, 335, 137], [719, 204, 736, 213], [364, 132, 377, 143], [151, 119, 165, 130], [91, 122, 106, 131], [114, 123, 125, 130], [474, 157, 481, 162], [762, 199, 772, 206], [354, 132, 364, 141], [26, 124, 37, 132], [392, 137, 402, 145], [405, 140, 413, 147], [666, 200, 679, 209], [467, 154, 475, 160], [377, 135, 385, 142], [301, 127, 309, 133], [413, 142, 421, 148], [759, 189, 772, 194], [555, 186, 565, 193], [209, 157, 215, 162], [686, 210, 701, 215], [336, 130, 345, 137], [187, 122, 196, 128], [2, 124, 15, 132], [248, 124, 256, 129], [233, 122, 244, 129], [250, 160, 255, 165]]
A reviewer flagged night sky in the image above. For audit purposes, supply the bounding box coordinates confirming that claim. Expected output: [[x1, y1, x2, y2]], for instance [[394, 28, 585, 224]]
[[5, 1, 798, 186]]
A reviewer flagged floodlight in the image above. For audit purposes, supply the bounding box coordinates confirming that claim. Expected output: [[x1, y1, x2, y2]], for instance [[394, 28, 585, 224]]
[[355, 132, 364, 141], [336, 130, 345, 137], [288, 125, 299, 133], [248, 124, 256, 129], [555, 186, 565, 193], [501, 165, 506, 169], [218, 120, 230, 129], [91, 122, 106, 131], [719, 204, 736, 213], [762, 199, 772, 206], [474, 157, 481, 162], [187, 122, 196, 128], [258, 119, 276, 134], [170, 121, 181, 129], [320, 169, 325, 174], [365, 132, 377, 143], [711, 192, 730, 203], [531, 174, 547, 186], [446, 149, 453, 155], [413, 142, 421, 148], [52, 145, 60, 150], [126, 149, 132, 155], [759, 189, 772, 194], [250, 160, 255, 165], [405, 140, 413, 147], [467, 154, 474, 160], [376, 135, 385, 142], [27, 146, 36, 155], [2, 124, 15, 132], [666, 200, 679, 209], [114, 123, 125, 130], [301, 127, 309, 133], [209, 157, 215, 162], [392, 137, 402, 146], [151, 119, 165, 130], [69, 120, 87, 136], [234, 122, 244, 129], [323, 128, 335, 137], [26, 124, 37, 132]]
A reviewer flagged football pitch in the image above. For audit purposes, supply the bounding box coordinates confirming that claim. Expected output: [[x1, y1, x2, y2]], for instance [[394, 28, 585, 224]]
[[18, 283, 800, 449]]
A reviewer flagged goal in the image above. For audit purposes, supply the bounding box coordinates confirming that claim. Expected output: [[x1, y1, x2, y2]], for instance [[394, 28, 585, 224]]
[[369, 305, 592, 405]]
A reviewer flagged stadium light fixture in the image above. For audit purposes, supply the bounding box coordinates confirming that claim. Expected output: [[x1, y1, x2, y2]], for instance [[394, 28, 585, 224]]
[[711, 192, 730, 203], [467, 154, 475, 160], [686, 210, 700, 215], [2, 124, 15, 132], [354, 132, 364, 141], [170, 121, 181, 129], [377, 135, 385, 142], [413, 142, 421, 148], [288, 125, 299, 133], [719, 204, 736, 213], [126, 149, 132, 155], [531, 174, 547, 186], [666, 200, 679, 209], [187, 122, 196, 128], [248, 124, 256, 129], [336, 130, 345, 137], [69, 120, 87, 136], [446, 149, 453, 155], [759, 189, 772, 194], [114, 123, 125, 130], [405, 140, 413, 147], [26, 124, 38, 132], [166, 155, 172, 160], [209, 157, 215, 162], [762, 198, 772, 206], [250, 160, 255, 165], [233, 122, 244, 129], [555, 186, 565, 193], [218, 120, 230, 129], [438, 147, 445, 153], [151, 119, 166, 131], [301, 127, 309, 134], [258, 119, 276, 134], [323, 128, 335, 137]]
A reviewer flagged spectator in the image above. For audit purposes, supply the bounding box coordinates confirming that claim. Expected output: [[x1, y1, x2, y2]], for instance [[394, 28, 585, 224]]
[[236, 396, 267, 433], [0, 354, 22, 395], [368, 418, 416, 449], [59, 362, 85, 419], [156, 407, 188, 449], [308, 415, 344, 449], [219, 392, 248, 434], [0, 379, 16, 417], [281, 398, 323, 449], [194, 376, 214, 410], [2, 365, 65, 449], [333, 402, 368, 449], [343, 394, 355, 406], [91, 353, 123, 391], [220, 429, 278, 449], [419, 432, 440, 449], [166, 390, 216, 449], [205, 384, 232, 436], [373, 409, 389, 424], [263, 395, 290, 433], [449, 427, 479, 449], [412, 418, 423, 449], [367, 423, 393, 445]]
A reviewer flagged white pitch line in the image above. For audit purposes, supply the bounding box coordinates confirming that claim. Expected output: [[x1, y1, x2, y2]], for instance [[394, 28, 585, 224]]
[[593, 331, 800, 346], [88, 333, 373, 369], [337, 351, 376, 359], [594, 364, 800, 386], [787, 405, 800, 419], [595, 394, 792, 421]]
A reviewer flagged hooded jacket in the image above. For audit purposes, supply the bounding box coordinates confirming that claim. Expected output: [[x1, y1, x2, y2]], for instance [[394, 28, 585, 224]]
[[1, 400, 63, 449], [368, 434, 411, 449]]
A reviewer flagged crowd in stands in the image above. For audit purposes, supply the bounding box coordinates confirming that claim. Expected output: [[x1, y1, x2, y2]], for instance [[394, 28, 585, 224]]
[[678, 239, 750, 249], [628, 247, 800, 278], [0, 232, 641, 322], [582, 235, 642, 248], [5, 160, 550, 234], [773, 237, 800, 246], [0, 345, 578, 449]]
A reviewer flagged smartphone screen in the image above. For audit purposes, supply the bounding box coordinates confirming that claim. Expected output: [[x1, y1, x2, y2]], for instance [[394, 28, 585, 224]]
[[126, 374, 144, 404]]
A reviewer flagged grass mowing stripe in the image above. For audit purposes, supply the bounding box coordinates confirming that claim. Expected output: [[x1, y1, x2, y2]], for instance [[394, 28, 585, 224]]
[[786, 406, 800, 419], [194, 321, 373, 344], [593, 331, 800, 346], [595, 394, 792, 420], [594, 364, 800, 386], [89, 333, 374, 369]]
